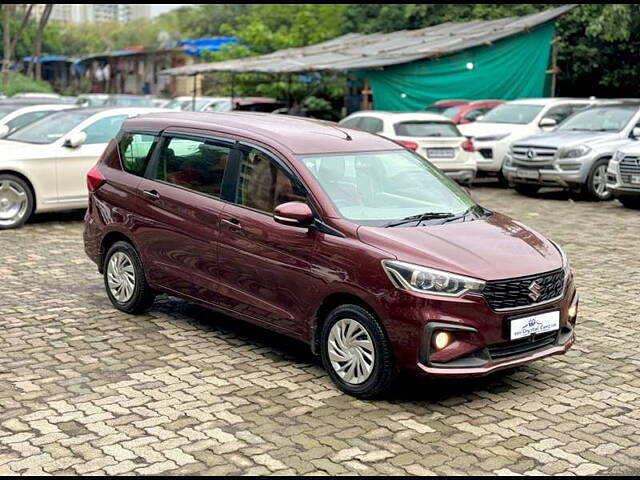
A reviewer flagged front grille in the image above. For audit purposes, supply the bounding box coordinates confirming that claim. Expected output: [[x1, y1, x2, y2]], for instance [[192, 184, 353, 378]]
[[488, 331, 557, 360], [511, 144, 557, 164], [479, 148, 493, 159], [620, 156, 640, 184], [483, 269, 565, 311]]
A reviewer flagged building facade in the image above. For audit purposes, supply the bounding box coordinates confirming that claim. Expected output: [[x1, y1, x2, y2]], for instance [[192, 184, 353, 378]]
[[38, 4, 151, 24]]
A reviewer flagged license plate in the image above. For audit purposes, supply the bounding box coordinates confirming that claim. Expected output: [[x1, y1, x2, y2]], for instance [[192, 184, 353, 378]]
[[510, 311, 559, 340], [427, 148, 455, 159], [631, 175, 640, 185], [516, 169, 540, 180]]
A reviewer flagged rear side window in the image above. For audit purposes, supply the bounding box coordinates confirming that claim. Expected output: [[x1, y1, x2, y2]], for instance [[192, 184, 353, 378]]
[[358, 116, 384, 133], [155, 136, 230, 198], [394, 122, 461, 137], [340, 117, 362, 129], [235, 147, 305, 213], [119, 133, 156, 176]]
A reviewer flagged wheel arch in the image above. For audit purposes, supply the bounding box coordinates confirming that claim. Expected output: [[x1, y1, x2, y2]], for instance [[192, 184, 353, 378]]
[[99, 230, 137, 274]]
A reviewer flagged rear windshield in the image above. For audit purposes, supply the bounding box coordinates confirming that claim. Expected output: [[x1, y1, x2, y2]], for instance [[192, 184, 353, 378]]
[[479, 104, 544, 125], [394, 121, 461, 137]]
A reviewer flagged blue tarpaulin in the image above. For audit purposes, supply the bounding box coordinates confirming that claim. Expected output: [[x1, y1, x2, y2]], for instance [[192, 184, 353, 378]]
[[22, 55, 69, 63], [181, 37, 238, 57]]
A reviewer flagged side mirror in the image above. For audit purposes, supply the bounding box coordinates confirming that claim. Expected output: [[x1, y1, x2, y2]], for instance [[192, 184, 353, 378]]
[[273, 201, 314, 228], [64, 131, 87, 148], [539, 117, 557, 130], [0, 125, 9, 139], [632, 127, 640, 139]]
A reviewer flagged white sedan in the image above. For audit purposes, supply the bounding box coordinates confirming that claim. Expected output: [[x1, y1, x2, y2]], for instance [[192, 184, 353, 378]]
[[0, 103, 74, 138], [0, 107, 166, 229], [339, 111, 479, 184]]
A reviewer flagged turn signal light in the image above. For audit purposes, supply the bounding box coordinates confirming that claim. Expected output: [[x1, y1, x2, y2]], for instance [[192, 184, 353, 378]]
[[432, 331, 453, 351], [87, 166, 106, 192], [397, 140, 419, 151]]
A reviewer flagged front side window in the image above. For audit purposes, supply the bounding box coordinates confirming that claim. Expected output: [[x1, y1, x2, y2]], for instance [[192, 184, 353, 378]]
[[556, 106, 637, 132], [156, 136, 230, 198], [394, 121, 461, 137], [300, 150, 475, 227], [479, 104, 544, 125], [5, 110, 93, 144], [235, 148, 305, 213], [543, 105, 574, 124], [462, 107, 492, 122], [119, 133, 157, 176], [82, 115, 129, 144]]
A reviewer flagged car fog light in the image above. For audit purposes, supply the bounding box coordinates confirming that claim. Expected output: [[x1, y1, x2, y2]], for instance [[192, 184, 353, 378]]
[[432, 331, 453, 351]]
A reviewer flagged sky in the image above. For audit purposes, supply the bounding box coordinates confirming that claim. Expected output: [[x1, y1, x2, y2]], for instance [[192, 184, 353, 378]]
[[150, 4, 193, 18]]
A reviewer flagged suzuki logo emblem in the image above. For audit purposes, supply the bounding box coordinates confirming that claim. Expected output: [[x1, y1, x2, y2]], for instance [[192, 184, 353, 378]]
[[526, 149, 536, 160], [528, 281, 544, 301]]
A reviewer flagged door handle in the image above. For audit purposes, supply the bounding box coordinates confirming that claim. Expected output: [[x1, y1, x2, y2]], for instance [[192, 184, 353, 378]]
[[143, 189, 160, 201], [221, 218, 242, 231]]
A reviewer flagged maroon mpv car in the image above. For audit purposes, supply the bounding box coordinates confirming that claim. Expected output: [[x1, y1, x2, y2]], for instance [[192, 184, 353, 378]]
[[84, 112, 578, 398]]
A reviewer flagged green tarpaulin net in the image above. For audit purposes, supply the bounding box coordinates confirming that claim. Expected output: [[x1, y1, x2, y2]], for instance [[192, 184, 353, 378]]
[[364, 22, 555, 111]]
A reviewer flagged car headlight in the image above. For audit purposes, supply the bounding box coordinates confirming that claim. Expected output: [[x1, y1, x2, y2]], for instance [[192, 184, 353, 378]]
[[475, 133, 510, 142], [382, 260, 485, 297], [550, 240, 571, 283], [559, 145, 591, 159]]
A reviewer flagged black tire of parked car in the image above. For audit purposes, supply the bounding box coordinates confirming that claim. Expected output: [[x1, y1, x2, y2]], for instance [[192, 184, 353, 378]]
[[103, 241, 155, 314], [0, 173, 34, 230], [514, 184, 540, 197], [320, 304, 397, 398], [583, 158, 612, 201], [619, 196, 640, 209]]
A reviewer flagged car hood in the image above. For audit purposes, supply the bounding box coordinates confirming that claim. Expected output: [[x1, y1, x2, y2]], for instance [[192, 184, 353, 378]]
[[458, 122, 531, 139], [514, 130, 621, 148], [357, 212, 562, 281]]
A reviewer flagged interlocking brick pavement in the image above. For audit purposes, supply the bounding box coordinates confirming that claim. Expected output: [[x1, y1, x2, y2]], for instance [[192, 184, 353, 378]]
[[1, 185, 639, 475]]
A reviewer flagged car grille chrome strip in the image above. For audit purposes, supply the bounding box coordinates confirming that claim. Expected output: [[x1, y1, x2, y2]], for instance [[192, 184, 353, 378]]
[[620, 156, 640, 185], [511, 144, 558, 163]]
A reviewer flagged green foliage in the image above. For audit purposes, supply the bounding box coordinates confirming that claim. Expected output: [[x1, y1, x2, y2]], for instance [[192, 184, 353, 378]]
[[0, 72, 53, 96]]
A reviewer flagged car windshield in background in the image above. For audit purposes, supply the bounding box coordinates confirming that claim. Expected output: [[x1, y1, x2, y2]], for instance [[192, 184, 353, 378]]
[[394, 121, 461, 137], [479, 104, 544, 124], [107, 97, 154, 107], [440, 106, 464, 119], [0, 105, 20, 120], [299, 150, 475, 227], [76, 96, 108, 107], [6, 110, 93, 144], [557, 106, 637, 132]]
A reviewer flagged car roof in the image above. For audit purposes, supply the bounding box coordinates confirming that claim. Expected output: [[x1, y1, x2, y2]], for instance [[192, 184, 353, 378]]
[[507, 97, 594, 106], [124, 111, 401, 155], [345, 111, 452, 123]]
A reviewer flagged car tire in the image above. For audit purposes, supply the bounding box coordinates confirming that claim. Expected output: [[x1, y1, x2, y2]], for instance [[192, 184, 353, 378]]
[[514, 184, 540, 197], [103, 241, 155, 314], [619, 196, 640, 209], [496, 170, 509, 188], [320, 304, 396, 398], [0, 174, 34, 230], [583, 159, 612, 201]]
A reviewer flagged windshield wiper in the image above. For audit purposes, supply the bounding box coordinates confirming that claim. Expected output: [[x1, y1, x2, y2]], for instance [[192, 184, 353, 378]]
[[385, 212, 455, 228]]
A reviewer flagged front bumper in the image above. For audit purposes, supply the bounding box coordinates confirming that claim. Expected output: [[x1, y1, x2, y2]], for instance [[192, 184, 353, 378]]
[[503, 156, 590, 189], [381, 276, 577, 378], [606, 165, 640, 198], [442, 169, 476, 183], [473, 140, 508, 172]]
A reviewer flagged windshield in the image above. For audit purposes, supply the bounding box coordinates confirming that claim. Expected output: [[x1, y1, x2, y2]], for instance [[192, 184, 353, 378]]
[[394, 121, 461, 137], [6, 110, 92, 144], [106, 96, 154, 107], [479, 104, 544, 125], [557, 106, 637, 132], [0, 105, 20, 120], [440, 106, 464, 119], [76, 96, 108, 107], [299, 150, 476, 227]]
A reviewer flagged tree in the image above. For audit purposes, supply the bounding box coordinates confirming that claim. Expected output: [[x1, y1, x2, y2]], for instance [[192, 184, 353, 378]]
[[27, 3, 52, 80]]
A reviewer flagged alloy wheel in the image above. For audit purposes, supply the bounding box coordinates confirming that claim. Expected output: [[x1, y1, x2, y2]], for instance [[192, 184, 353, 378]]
[[0, 180, 28, 227], [107, 251, 136, 303], [327, 318, 376, 385], [592, 164, 609, 199]]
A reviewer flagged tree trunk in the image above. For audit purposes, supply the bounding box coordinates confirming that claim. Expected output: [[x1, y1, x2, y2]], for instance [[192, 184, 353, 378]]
[[8, 5, 33, 62], [2, 4, 15, 85], [28, 4, 52, 80]]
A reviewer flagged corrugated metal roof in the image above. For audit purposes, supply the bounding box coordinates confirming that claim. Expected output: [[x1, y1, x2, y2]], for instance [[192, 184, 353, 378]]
[[159, 5, 576, 76]]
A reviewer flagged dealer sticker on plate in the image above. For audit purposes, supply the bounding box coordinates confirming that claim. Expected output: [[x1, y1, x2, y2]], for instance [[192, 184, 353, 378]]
[[510, 311, 560, 340]]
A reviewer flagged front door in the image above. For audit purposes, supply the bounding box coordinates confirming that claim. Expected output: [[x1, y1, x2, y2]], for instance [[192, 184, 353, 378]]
[[217, 144, 319, 337]]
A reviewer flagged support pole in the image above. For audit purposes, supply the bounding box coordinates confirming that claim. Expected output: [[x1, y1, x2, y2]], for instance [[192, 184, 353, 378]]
[[230, 73, 235, 110], [546, 36, 560, 98], [192, 73, 197, 110], [287, 73, 292, 111]]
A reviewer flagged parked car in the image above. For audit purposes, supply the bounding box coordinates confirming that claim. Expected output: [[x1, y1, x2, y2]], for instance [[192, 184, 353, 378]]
[[424, 99, 470, 115], [11, 92, 61, 100], [459, 98, 598, 182], [83, 112, 577, 398], [75, 94, 155, 108], [0, 103, 74, 138], [503, 102, 640, 200], [339, 111, 478, 184], [204, 97, 286, 113], [606, 144, 640, 209], [0, 107, 165, 229], [165, 96, 227, 111], [442, 100, 504, 125]]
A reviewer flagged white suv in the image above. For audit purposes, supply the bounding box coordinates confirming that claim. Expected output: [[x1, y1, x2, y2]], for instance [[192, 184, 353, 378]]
[[339, 111, 479, 184], [459, 98, 598, 181]]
